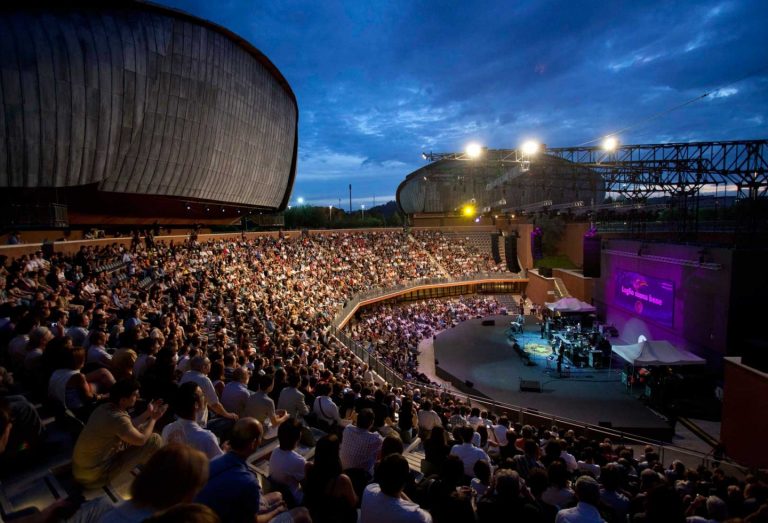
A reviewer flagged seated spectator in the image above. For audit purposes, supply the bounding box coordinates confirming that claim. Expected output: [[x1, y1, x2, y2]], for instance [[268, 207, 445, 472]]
[[86, 330, 113, 369], [600, 463, 630, 521], [244, 373, 288, 430], [555, 475, 605, 523], [268, 417, 307, 505], [197, 418, 305, 523], [360, 454, 432, 523], [161, 382, 223, 460], [471, 459, 492, 498], [96, 444, 210, 523], [72, 379, 166, 488], [180, 356, 238, 438], [477, 469, 542, 523], [686, 495, 728, 523], [220, 366, 252, 417], [312, 380, 348, 430], [277, 373, 310, 420], [417, 400, 442, 439], [449, 425, 490, 478], [578, 447, 601, 479], [542, 460, 576, 509], [303, 435, 358, 523], [340, 408, 383, 479], [47, 346, 107, 421], [512, 439, 544, 479], [423, 425, 451, 477]]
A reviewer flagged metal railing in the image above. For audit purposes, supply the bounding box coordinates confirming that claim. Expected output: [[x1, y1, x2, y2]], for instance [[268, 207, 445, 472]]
[[332, 271, 525, 328]]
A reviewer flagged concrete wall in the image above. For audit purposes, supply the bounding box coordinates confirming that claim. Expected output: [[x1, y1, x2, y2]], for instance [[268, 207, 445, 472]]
[[525, 270, 556, 305], [558, 223, 591, 267], [553, 269, 594, 304], [0, 3, 297, 209]]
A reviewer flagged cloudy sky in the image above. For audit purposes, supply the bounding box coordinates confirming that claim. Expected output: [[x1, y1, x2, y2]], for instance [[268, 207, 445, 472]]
[[158, 0, 768, 208]]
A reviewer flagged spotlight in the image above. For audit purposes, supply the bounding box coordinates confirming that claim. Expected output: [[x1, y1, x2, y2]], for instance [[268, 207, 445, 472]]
[[465, 142, 482, 158], [521, 140, 539, 155], [205, 207, 210, 212], [602, 136, 619, 151], [462, 204, 476, 217], [185, 204, 191, 211]]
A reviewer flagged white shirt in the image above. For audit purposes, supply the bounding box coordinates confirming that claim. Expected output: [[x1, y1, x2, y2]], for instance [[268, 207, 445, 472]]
[[87, 345, 112, 367], [268, 448, 306, 503], [180, 371, 219, 426], [560, 450, 579, 472], [417, 409, 442, 431], [555, 501, 605, 523], [492, 424, 509, 447], [360, 484, 432, 523], [449, 442, 490, 477], [161, 418, 223, 460]]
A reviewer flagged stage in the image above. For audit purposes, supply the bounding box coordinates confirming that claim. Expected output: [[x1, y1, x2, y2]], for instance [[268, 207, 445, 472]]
[[433, 315, 674, 441]]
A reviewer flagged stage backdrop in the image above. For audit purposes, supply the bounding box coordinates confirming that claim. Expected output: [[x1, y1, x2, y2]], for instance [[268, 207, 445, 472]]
[[614, 270, 675, 327]]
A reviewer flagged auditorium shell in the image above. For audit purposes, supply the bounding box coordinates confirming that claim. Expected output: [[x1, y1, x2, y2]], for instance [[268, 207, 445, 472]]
[[0, 1, 298, 225], [397, 152, 604, 216]]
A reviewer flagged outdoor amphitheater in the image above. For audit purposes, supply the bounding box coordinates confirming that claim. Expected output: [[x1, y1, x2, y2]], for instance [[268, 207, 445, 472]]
[[1, 2, 767, 523]]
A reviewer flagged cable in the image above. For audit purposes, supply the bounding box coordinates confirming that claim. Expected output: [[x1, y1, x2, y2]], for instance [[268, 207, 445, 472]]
[[577, 66, 768, 147]]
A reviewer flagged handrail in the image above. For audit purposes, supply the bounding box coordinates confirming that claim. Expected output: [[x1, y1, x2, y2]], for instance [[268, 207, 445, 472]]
[[333, 271, 526, 328], [333, 323, 749, 473]]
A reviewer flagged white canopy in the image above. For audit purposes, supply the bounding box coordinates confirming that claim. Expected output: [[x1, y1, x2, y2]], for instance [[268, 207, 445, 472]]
[[546, 297, 596, 313], [612, 339, 706, 366]]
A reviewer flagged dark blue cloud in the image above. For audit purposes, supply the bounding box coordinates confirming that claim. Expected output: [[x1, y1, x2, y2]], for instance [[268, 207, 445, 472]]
[[157, 0, 768, 206]]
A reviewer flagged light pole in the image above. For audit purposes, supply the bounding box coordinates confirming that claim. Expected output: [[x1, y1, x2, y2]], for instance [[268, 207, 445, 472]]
[[328, 205, 332, 221], [361, 204, 365, 220]]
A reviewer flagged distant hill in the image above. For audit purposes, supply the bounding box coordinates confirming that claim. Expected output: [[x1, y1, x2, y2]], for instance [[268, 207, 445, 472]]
[[364, 200, 399, 218]]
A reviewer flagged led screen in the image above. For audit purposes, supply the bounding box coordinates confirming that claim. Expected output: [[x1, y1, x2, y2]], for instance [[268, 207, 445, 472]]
[[615, 270, 674, 326]]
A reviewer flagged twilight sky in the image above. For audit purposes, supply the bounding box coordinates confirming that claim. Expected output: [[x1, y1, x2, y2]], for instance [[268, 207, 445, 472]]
[[158, 0, 768, 208]]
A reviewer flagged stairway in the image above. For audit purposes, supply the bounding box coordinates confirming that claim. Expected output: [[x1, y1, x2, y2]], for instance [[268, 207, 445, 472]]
[[407, 233, 449, 277]]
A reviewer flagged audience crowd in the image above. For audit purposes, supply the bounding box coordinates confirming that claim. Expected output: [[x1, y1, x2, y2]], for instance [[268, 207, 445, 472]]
[[0, 230, 764, 523], [411, 231, 507, 277], [348, 297, 502, 381]]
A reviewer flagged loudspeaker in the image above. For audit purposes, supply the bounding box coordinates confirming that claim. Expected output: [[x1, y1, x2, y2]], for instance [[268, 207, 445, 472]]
[[583, 236, 601, 278], [481, 319, 496, 326], [519, 379, 542, 392], [504, 235, 521, 272], [598, 421, 613, 428], [464, 380, 474, 388]]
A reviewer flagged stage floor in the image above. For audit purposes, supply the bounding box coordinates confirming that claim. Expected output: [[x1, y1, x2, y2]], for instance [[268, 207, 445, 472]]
[[434, 315, 671, 438]]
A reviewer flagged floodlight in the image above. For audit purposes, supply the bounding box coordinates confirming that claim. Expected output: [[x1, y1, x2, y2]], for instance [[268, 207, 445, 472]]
[[462, 205, 476, 217], [521, 140, 539, 155], [602, 136, 619, 151], [465, 143, 482, 158]]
